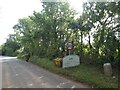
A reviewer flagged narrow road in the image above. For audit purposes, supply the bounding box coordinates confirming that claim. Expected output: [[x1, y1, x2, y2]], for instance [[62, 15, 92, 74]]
[[1, 56, 90, 88]]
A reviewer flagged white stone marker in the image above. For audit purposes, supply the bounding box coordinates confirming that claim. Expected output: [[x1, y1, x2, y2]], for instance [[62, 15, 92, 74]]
[[62, 55, 80, 68], [103, 63, 112, 76]]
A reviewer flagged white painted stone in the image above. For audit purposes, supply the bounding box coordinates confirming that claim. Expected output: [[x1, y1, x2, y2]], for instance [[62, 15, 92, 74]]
[[62, 55, 80, 68], [103, 63, 112, 76]]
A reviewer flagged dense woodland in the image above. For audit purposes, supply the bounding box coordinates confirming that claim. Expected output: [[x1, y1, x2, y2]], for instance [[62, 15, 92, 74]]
[[1, 2, 120, 66]]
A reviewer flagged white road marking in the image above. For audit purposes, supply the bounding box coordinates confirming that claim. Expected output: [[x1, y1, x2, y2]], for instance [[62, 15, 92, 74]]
[[38, 76, 44, 79], [15, 74, 19, 76], [56, 81, 70, 88], [8, 85, 14, 88], [71, 85, 76, 88], [41, 82, 46, 86], [28, 83, 33, 86]]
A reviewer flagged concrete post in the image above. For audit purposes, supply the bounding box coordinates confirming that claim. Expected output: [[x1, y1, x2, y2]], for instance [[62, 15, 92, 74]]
[[103, 63, 112, 76]]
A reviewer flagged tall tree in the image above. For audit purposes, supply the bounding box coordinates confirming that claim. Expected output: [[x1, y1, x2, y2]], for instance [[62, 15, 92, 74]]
[[82, 2, 120, 64]]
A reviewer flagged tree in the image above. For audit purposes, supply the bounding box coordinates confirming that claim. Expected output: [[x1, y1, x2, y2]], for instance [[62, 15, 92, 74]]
[[82, 2, 120, 64], [11, 1, 119, 65], [13, 2, 76, 59], [2, 34, 20, 56]]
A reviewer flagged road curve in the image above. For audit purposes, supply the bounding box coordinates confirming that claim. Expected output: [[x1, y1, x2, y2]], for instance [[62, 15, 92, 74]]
[[1, 56, 90, 88]]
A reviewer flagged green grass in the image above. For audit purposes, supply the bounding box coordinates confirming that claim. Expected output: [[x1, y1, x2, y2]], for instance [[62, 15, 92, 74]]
[[29, 56, 118, 88]]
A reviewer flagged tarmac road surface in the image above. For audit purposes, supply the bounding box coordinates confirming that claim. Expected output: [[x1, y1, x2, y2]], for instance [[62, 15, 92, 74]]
[[1, 56, 90, 88]]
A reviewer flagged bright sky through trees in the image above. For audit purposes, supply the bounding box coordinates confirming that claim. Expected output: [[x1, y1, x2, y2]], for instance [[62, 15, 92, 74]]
[[0, 0, 84, 45]]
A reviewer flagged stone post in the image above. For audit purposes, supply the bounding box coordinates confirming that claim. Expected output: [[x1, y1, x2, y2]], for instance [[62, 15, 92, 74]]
[[103, 63, 112, 76]]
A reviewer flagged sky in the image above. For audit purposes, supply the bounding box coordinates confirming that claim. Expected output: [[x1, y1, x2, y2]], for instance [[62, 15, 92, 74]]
[[0, 0, 43, 45], [0, 0, 83, 45]]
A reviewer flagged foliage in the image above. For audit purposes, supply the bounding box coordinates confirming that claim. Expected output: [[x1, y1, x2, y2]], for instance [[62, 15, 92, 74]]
[[13, 2, 76, 59], [3, 2, 120, 65], [2, 34, 20, 56], [81, 2, 120, 64]]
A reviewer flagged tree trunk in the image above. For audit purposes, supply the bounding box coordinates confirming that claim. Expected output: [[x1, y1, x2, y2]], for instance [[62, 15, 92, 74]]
[[80, 31, 83, 62]]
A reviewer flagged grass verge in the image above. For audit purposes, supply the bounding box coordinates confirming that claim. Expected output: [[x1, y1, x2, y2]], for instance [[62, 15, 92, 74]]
[[28, 56, 118, 88]]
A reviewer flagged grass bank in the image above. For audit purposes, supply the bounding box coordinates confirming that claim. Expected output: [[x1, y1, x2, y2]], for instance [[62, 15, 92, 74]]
[[28, 56, 118, 88]]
